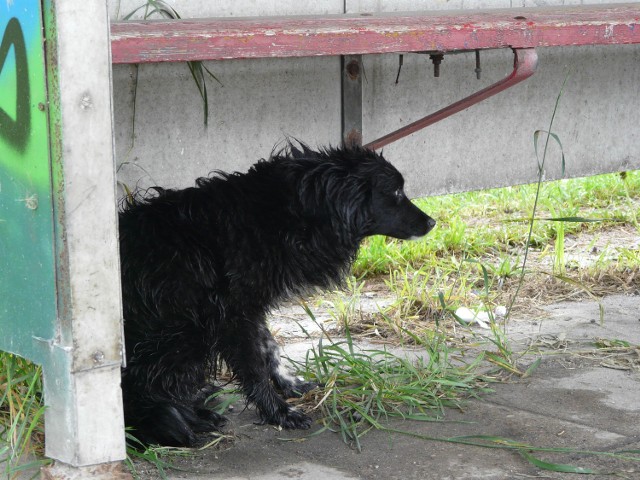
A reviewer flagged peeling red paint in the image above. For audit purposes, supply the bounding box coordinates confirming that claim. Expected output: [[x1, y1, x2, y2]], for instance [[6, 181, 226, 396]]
[[110, 3, 640, 64]]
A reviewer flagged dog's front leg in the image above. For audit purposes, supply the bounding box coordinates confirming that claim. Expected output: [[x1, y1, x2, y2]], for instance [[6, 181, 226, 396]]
[[221, 318, 312, 429], [259, 326, 317, 398]]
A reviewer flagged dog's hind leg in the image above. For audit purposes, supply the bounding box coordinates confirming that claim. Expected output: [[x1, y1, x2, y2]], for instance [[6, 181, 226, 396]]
[[123, 385, 226, 447], [122, 338, 226, 447], [221, 318, 313, 429], [125, 396, 224, 447]]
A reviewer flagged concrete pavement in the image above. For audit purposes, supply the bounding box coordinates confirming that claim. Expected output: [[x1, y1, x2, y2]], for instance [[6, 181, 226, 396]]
[[139, 294, 640, 480]]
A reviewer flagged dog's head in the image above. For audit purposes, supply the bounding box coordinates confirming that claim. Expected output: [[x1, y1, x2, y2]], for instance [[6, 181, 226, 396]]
[[285, 143, 435, 243]]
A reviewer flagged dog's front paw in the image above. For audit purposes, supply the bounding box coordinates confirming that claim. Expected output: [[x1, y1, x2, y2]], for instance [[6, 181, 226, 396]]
[[281, 380, 318, 399], [280, 407, 313, 429], [261, 406, 312, 429]]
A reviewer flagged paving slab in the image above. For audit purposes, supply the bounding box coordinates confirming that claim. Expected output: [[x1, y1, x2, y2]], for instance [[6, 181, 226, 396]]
[[136, 294, 640, 480]]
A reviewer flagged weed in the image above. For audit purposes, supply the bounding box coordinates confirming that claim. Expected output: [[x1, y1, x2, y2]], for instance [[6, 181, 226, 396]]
[[491, 254, 522, 286], [125, 432, 194, 480], [0, 353, 49, 479], [504, 76, 568, 320], [321, 277, 365, 326], [552, 214, 566, 275], [120, 0, 221, 137], [290, 307, 488, 452], [124, 387, 237, 478], [383, 430, 640, 474], [385, 268, 437, 322], [482, 317, 522, 377]]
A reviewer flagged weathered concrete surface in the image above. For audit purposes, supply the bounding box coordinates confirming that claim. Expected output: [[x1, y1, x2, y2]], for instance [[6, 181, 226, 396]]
[[130, 294, 640, 479], [41, 461, 132, 479]]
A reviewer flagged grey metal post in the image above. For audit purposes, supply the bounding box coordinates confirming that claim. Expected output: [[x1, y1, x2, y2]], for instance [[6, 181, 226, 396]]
[[42, 0, 126, 475], [341, 55, 363, 147]]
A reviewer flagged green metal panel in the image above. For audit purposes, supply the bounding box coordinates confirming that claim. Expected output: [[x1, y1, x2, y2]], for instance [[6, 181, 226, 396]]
[[0, 1, 57, 364]]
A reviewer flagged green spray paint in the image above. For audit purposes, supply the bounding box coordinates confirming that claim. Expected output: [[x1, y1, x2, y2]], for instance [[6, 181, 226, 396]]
[[0, 1, 57, 362]]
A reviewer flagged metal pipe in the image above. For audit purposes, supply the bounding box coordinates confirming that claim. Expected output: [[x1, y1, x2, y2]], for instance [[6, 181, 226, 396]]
[[364, 48, 538, 150]]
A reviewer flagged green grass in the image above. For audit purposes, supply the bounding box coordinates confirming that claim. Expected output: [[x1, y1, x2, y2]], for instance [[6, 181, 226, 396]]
[[346, 170, 640, 331], [289, 306, 489, 452], [0, 354, 49, 479], [354, 170, 640, 279], [0, 353, 234, 479], [125, 433, 192, 480]]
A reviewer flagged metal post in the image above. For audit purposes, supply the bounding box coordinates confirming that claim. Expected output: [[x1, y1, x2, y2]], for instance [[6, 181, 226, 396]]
[[43, 0, 126, 469], [341, 55, 363, 147]]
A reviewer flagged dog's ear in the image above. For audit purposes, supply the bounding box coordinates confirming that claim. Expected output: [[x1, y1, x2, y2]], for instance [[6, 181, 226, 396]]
[[284, 144, 379, 243], [314, 164, 375, 242]]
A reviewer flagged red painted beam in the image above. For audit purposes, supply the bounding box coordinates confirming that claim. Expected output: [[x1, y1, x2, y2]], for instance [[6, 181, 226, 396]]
[[111, 3, 640, 64]]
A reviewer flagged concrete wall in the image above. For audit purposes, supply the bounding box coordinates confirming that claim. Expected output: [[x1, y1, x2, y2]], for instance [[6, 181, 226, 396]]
[[109, 0, 640, 199]]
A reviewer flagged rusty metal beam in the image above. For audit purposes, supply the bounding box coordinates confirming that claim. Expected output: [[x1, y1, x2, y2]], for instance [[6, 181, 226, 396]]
[[364, 48, 539, 150], [110, 3, 640, 64]]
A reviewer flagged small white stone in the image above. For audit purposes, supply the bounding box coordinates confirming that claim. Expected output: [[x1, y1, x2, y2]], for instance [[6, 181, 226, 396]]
[[455, 307, 491, 329]]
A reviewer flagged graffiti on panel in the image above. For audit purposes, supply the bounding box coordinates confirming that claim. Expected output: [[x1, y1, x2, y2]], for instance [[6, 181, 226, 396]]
[[0, 2, 57, 362], [0, 17, 31, 152]]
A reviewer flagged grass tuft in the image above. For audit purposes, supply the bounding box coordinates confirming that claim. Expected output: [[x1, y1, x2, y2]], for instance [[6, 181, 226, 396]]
[[289, 306, 489, 452], [0, 353, 49, 479], [125, 432, 196, 480]]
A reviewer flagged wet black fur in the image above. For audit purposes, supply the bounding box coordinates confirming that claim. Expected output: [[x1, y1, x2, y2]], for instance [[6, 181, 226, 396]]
[[119, 143, 435, 446]]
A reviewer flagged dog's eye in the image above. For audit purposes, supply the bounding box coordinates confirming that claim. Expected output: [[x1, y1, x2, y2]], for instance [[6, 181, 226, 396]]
[[394, 189, 404, 199]]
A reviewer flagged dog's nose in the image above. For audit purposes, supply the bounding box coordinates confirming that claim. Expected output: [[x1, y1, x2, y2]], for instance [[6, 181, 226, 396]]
[[426, 217, 436, 232]]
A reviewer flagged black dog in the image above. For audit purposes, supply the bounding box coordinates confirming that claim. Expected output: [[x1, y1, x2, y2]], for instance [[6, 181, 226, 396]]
[[119, 143, 435, 446]]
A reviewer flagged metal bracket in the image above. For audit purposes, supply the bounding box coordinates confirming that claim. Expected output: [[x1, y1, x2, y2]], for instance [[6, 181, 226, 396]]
[[364, 48, 538, 150], [342, 55, 363, 147]]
